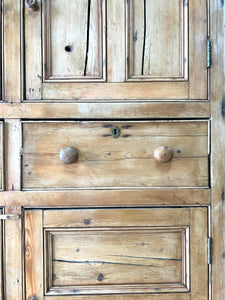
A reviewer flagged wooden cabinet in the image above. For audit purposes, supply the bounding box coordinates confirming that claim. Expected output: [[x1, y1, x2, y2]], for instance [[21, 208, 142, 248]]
[[0, 0, 224, 299]]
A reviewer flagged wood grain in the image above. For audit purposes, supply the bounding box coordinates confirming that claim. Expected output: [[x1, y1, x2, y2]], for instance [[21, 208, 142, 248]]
[[23, 207, 207, 297], [48, 228, 185, 286], [45, 296, 190, 300], [25, 0, 42, 100], [24, 0, 208, 100], [43, 208, 190, 228], [211, 0, 225, 298], [128, 0, 186, 79], [107, 0, 125, 82], [42, 81, 189, 100], [44, 208, 189, 295], [4, 206, 22, 300], [22, 121, 209, 189], [25, 210, 43, 300], [4, 120, 21, 191], [189, 0, 208, 99], [44, 0, 105, 81], [190, 208, 208, 299], [3, 0, 21, 102], [0, 189, 211, 207], [0, 102, 211, 119]]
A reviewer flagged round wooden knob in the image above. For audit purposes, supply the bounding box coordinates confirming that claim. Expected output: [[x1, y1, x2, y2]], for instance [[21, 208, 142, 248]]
[[154, 146, 173, 163], [59, 147, 78, 164], [25, 0, 39, 11]]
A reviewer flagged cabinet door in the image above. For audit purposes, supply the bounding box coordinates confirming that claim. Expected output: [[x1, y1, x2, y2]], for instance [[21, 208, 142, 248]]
[[25, 0, 208, 101], [25, 207, 208, 299]]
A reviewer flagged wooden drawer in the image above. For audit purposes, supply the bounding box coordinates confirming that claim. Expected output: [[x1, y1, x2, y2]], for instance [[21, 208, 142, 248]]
[[21, 121, 209, 190], [25, 207, 208, 298]]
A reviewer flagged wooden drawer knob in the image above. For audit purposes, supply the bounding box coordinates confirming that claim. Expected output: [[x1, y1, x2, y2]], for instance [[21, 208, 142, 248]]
[[25, 0, 39, 11], [154, 146, 173, 163], [59, 147, 79, 164]]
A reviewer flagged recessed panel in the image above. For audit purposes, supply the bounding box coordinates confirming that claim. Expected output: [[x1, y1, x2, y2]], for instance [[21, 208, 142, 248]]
[[43, 0, 105, 81], [127, 0, 188, 81], [45, 228, 188, 294]]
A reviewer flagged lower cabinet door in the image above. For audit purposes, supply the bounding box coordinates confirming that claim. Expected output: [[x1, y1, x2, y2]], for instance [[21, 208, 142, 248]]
[[25, 208, 209, 299]]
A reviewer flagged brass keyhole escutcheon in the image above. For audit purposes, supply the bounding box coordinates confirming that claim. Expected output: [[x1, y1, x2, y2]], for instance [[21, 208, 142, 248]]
[[111, 126, 120, 138]]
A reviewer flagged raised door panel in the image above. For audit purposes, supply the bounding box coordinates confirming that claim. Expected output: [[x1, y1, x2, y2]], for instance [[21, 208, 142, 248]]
[[24, 0, 208, 101], [21, 121, 209, 189], [25, 207, 208, 299]]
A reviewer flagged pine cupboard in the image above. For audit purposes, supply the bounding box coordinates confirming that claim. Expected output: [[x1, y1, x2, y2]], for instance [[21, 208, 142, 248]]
[[0, 0, 224, 299]]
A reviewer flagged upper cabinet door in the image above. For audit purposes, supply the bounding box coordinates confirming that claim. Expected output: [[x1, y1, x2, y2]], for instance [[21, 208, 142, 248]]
[[24, 0, 208, 101]]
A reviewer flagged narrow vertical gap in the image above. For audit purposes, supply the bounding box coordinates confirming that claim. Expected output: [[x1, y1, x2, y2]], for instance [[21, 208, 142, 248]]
[[142, 0, 147, 75], [84, 0, 91, 76]]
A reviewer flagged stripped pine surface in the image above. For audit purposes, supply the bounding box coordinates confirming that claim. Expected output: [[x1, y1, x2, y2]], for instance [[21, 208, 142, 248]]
[[44, 208, 189, 295], [0, 123, 3, 190], [22, 121, 209, 189], [0, 102, 211, 119], [25, 0, 207, 100], [44, 0, 105, 81], [46, 229, 186, 290], [24, 208, 207, 297], [128, 0, 186, 79], [0, 189, 211, 207]]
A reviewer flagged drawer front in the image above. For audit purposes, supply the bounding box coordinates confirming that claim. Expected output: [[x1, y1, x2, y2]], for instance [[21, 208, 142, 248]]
[[25, 207, 208, 298], [22, 121, 209, 190]]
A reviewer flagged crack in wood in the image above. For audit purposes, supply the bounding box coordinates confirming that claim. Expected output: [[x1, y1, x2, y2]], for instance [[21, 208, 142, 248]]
[[142, 0, 147, 75], [107, 254, 182, 262], [53, 259, 162, 268], [84, 0, 91, 76]]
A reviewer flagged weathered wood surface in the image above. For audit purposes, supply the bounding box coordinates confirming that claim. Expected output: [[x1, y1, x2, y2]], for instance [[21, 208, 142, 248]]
[[25, 210, 43, 300], [0, 209, 2, 300], [23, 208, 207, 297], [44, 0, 104, 81], [190, 208, 208, 299], [4, 0, 21, 102], [4, 120, 21, 191], [24, 0, 208, 100], [0, 189, 211, 207], [22, 121, 209, 189], [4, 206, 23, 300], [44, 295, 191, 300], [107, 0, 125, 82], [43, 208, 190, 228], [0, 123, 4, 190], [211, 0, 225, 299], [42, 81, 189, 100], [48, 228, 185, 286], [0, 102, 211, 119], [128, 0, 186, 79], [25, 0, 42, 100]]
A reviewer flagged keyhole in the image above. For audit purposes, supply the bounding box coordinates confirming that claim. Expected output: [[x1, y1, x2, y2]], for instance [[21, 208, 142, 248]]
[[65, 45, 73, 53], [111, 126, 120, 138]]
